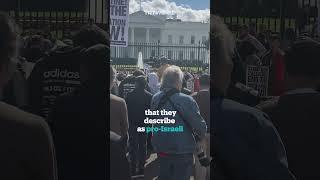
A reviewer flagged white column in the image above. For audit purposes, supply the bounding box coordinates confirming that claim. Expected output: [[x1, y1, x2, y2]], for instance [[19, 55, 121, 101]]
[[131, 28, 135, 57], [131, 28, 135, 43], [159, 28, 163, 43], [89, 0, 96, 22], [146, 28, 150, 43]]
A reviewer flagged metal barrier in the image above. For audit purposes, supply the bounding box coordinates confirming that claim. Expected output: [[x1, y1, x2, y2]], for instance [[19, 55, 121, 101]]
[[111, 41, 209, 64], [112, 64, 204, 73], [3, 0, 108, 39], [110, 41, 209, 73], [213, 0, 320, 37]]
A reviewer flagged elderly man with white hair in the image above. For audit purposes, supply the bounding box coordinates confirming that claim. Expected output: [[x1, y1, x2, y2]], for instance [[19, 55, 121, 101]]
[[150, 65, 207, 180]]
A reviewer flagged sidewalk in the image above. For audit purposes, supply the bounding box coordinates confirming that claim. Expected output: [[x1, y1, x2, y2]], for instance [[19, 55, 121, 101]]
[[134, 153, 194, 180]]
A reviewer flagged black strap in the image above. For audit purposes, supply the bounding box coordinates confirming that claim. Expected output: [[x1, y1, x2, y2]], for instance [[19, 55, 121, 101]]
[[157, 89, 200, 140], [157, 89, 179, 110]]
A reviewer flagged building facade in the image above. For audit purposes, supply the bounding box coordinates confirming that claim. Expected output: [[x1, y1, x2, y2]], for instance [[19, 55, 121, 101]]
[[128, 11, 209, 44], [111, 10, 210, 63]]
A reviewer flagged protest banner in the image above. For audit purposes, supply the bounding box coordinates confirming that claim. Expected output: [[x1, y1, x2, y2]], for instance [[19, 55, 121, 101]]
[[246, 65, 269, 97], [110, 0, 129, 47]]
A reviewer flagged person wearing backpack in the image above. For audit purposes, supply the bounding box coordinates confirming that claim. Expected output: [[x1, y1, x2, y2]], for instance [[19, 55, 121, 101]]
[[28, 24, 108, 120], [150, 65, 207, 180], [49, 44, 108, 180]]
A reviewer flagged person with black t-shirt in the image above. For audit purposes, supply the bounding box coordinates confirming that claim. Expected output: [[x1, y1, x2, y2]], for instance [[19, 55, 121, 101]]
[[119, 70, 145, 99], [28, 46, 82, 119], [50, 44, 108, 180], [126, 75, 152, 176], [28, 24, 108, 120]]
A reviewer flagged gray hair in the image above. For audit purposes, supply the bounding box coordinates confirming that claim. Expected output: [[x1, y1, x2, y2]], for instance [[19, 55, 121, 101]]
[[161, 65, 184, 89]]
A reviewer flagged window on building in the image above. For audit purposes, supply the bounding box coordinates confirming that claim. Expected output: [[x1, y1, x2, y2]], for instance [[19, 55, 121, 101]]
[[168, 35, 173, 44], [179, 51, 184, 60], [190, 51, 195, 60], [191, 36, 195, 44], [168, 50, 172, 59], [179, 36, 184, 45]]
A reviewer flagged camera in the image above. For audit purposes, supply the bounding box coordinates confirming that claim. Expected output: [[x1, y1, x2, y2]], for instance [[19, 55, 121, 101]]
[[195, 135, 211, 167]]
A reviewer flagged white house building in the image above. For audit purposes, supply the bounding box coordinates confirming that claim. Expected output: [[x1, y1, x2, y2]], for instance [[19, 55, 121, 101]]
[[128, 11, 209, 45], [85, 0, 209, 62], [111, 10, 210, 62]]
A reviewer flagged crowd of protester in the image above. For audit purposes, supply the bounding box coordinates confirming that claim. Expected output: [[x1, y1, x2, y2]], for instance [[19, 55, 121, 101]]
[[110, 64, 211, 179], [0, 11, 110, 180], [1, 6, 320, 180], [112, 56, 210, 71], [213, 13, 320, 180], [0, 10, 211, 180], [222, 21, 301, 107]]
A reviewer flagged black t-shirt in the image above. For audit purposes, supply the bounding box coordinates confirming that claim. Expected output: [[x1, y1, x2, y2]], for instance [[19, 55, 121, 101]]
[[28, 47, 83, 120], [125, 89, 152, 128], [119, 76, 136, 99], [49, 87, 107, 180]]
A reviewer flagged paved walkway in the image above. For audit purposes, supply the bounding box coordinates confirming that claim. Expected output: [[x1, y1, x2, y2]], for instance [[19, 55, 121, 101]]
[[133, 153, 195, 180]]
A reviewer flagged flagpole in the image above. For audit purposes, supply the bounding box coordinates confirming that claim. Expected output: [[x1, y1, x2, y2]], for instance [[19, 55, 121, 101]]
[[140, 0, 142, 11]]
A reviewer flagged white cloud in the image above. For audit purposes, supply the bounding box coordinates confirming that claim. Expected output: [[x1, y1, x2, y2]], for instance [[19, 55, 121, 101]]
[[129, 0, 210, 22]]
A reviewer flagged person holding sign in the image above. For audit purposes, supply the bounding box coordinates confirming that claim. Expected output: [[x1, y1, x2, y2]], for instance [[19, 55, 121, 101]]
[[212, 15, 295, 180]]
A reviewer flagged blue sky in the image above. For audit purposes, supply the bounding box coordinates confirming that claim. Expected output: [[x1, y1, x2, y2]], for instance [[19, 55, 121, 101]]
[[168, 0, 210, 10], [130, 0, 210, 22]]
